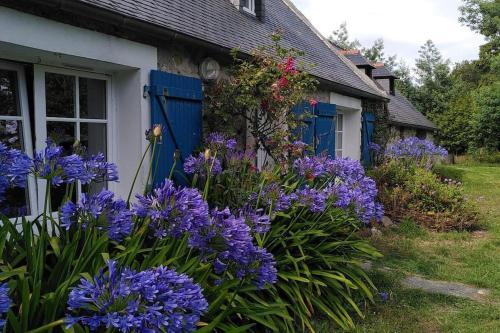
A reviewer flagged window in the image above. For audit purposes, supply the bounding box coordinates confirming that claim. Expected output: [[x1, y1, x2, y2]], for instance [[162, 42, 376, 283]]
[[241, 0, 255, 14], [34, 66, 112, 210], [335, 113, 343, 157], [416, 129, 427, 140], [0, 61, 37, 217]]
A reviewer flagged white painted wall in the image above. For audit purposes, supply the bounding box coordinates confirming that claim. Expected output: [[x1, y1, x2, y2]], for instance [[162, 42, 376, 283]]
[[0, 6, 157, 198], [329, 92, 362, 160]]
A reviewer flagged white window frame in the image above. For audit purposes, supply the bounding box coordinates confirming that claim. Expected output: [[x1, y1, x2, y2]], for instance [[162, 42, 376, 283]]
[[34, 65, 114, 212], [0, 60, 38, 219], [242, 0, 256, 14], [336, 113, 344, 158]]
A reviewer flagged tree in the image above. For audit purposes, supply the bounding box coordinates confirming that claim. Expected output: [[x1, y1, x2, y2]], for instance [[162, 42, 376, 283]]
[[393, 60, 417, 100], [459, 0, 500, 47], [457, 0, 500, 152], [472, 82, 500, 151], [329, 22, 361, 49], [413, 40, 452, 117], [432, 63, 478, 154]]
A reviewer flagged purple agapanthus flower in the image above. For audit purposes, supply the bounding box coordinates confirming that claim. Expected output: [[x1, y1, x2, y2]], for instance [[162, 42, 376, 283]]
[[368, 142, 381, 154], [322, 158, 384, 223], [0, 142, 31, 202], [66, 260, 208, 333], [239, 206, 271, 234], [205, 132, 237, 151], [33, 140, 86, 186], [82, 153, 119, 184], [184, 153, 222, 177], [385, 137, 448, 168], [133, 179, 211, 242], [292, 186, 327, 213], [293, 156, 327, 180], [0, 283, 11, 329], [209, 208, 277, 288], [249, 183, 292, 212], [60, 189, 132, 242]]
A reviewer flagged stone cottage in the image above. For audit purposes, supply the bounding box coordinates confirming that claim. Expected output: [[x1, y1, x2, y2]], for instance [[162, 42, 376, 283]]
[[0, 0, 388, 217]]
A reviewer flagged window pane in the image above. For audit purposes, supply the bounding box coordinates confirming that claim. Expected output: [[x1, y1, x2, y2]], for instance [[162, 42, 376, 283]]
[[47, 121, 76, 153], [0, 120, 30, 217], [241, 0, 249, 7], [337, 114, 343, 131], [0, 69, 20, 116], [336, 132, 343, 149], [81, 122, 107, 193], [47, 122, 76, 209], [46, 73, 75, 118], [79, 78, 106, 119], [0, 120, 25, 150], [80, 123, 107, 156]]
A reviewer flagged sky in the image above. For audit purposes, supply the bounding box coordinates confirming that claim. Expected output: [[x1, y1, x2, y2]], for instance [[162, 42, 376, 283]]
[[290, 0, 485, 68]]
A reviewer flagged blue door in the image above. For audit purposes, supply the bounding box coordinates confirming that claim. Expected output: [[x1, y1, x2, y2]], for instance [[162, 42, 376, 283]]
[[293, 101, 337, 156], [149, 70, 203, 185], [361, 112, 375, 166]]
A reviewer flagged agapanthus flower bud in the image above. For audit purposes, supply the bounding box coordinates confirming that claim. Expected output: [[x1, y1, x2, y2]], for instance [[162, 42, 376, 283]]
[[204, 148, 211, 161], [153, 124, 162, 137]]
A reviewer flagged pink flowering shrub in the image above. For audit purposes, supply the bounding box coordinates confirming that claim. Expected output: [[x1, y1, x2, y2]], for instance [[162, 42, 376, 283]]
[[204, 33, 318, 160]]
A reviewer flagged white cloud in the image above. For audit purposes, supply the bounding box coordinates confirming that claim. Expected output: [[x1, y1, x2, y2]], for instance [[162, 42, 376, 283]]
[[290, 0, 485, 67]]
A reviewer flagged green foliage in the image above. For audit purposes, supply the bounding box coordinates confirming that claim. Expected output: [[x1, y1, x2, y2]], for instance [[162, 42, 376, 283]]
[[413, 40, 452, 118], [432, 164, 466, 181], [361, 38, 397, 70], [0, 196, 275, 332], [193, 147, 383, 332], [259, 205, 381, 332], [465, 149, 500, 164], [204, 33, 318, 160], [328, 22, 361, 49], [472, 81, 500, 151], [404, 168, 465, 213], [371, 160, 480, 231]]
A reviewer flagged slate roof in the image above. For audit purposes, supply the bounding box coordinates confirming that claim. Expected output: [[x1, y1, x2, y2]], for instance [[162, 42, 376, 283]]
[[71, 0, 386, 99], [388, 91, 437, 130], [372, 63, 398, 78], [337, 50, 374, 68]]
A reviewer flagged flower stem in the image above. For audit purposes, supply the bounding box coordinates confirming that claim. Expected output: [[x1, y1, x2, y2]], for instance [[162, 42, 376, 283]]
[[128, 142, 152, 204], [26, 319, 64, 333], [144, 137, 158, 194]]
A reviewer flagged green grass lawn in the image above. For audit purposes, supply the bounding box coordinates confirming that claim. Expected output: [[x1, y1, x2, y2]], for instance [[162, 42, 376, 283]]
[[325, 164, 500, 333]]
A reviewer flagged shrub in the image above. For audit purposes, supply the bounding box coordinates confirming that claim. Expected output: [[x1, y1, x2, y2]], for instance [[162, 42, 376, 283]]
[[432, 164, 465, 181], [184, 134, 384, 331], [371, 160, 480, 231], [466, 149, 500, 164]]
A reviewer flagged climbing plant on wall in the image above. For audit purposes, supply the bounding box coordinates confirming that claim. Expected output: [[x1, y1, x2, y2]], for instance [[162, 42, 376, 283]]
[[204, 33, 318, 160]]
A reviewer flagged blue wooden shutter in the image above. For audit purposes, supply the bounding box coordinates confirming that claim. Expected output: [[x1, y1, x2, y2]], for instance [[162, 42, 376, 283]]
[[314, 102, 337, 157], [149, 70, 203, 185], [292, 101, 337, 157], [361, 112, 375, 166], [292, 101, 315, 147]]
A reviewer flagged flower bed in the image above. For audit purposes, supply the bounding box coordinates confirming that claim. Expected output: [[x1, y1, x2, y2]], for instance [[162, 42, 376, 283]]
[[370, 137, 480, 231], [0, 130, 383, 332]]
